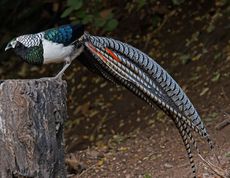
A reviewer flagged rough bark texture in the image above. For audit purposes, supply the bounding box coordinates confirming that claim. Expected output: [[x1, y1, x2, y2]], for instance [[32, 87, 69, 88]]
[[0, 79, 67, 178]]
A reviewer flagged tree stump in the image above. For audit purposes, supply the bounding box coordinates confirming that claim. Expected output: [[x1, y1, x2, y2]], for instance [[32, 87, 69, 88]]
[[0, 79, 67, 178]]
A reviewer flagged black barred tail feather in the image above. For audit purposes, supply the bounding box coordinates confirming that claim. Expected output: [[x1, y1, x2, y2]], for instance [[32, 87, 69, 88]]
[[174, 117, 197, 177], [84, 33, 214, 147], [82, 33, 214, 176], [85, 34, 205, 134], [82, 49, 197, 176]]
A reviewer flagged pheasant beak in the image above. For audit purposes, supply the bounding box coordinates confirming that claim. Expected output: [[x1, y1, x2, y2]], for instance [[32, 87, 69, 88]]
[[5, 43, 12, 51]]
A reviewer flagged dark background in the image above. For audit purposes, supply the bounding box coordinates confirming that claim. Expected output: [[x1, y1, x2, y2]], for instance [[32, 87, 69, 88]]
[[1, 0, 230, 177]]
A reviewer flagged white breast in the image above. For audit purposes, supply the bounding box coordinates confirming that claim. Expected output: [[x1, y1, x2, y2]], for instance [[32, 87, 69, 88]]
[[42, 39, 74, 64]]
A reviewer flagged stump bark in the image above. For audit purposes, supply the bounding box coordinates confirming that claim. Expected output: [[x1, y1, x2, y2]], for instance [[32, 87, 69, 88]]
[[0, 79, 67, 178]]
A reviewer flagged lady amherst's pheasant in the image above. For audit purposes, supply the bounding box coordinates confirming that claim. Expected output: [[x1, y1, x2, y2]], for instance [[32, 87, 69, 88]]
[[5, 24, 214, 178], [5, 24, 84, 78]]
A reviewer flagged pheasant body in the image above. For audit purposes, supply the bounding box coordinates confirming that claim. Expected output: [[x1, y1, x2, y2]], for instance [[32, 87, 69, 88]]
[[5, 24, 214, 177], [5, 24, 84, 74]]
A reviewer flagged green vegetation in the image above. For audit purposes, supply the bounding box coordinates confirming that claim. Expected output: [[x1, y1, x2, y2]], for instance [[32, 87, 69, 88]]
[[62, 0, 118, 32]]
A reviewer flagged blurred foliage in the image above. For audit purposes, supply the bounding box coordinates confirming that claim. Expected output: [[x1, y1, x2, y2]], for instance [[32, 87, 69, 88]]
[[0, 0, 60, 37], [60, 0, 190, 32], [171, 0, 185, 5], [61, 0, 118, 32], [0, 0, 194, 60], [0, 0, 229, 78]]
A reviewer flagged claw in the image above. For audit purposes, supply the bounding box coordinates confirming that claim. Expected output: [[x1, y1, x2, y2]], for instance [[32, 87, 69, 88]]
[[53, 72, 65, 81]]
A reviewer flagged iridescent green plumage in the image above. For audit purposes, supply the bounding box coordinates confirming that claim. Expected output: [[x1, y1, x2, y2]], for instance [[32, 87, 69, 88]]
[[25, 43, 43, 64], [15, 42, 43, 65]]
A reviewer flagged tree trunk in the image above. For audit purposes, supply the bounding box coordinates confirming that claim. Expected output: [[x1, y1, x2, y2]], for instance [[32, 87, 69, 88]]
[[0, 79, 67, 178]]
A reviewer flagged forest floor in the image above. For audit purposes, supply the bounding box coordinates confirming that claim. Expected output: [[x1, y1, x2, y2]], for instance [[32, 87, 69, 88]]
[[64, 2, 230, 178]]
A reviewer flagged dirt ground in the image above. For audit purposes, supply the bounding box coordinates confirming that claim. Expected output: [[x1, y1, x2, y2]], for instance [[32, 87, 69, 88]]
[[64, 2, 230, 178]]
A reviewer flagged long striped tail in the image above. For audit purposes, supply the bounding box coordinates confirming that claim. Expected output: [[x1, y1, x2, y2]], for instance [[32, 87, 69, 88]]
[[82, 33, 214, 177]]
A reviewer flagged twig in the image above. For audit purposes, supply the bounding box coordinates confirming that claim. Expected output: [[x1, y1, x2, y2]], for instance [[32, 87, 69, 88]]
[[77, 163, 97, 178], [198, 154, 229, 178], [154, 10, 176, 35], [221, 87, 229, 101], [215, 111, 230, 130], [215, 116, 230, 130]]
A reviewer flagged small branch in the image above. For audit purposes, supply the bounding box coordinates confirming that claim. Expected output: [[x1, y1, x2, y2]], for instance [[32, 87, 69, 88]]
[[215, 111, 230, 130], [198, 154, 230, 178]]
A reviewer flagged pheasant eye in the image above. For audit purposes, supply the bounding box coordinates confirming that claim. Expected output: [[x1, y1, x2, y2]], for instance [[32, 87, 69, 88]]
[[11, 40, 18, 48]]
